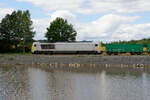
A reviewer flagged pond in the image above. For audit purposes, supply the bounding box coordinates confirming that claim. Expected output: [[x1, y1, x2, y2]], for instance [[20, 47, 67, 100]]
[[0, 65, 150, 100]]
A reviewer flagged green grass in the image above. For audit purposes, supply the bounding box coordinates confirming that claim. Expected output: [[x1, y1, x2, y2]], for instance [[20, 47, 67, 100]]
[[77, 55, 82, 57], [8, 57, 14, 61], [0, 55, 4, 59], [103, 58, 107, 61], [0, 52, 31, 55]]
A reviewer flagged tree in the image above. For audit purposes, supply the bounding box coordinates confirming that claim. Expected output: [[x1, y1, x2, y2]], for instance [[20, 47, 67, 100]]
[[0, 13, 17, 52], [0, 10, 35, 52], [45, 17, 77, 42]]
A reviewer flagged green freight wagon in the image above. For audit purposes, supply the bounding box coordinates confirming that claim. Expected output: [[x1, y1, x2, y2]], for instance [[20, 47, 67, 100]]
[[147, 44, 150, 53], [105, 44, 143, 55]]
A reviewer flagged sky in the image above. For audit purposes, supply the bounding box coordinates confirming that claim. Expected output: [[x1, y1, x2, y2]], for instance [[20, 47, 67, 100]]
[[1, 0, 150, 42]]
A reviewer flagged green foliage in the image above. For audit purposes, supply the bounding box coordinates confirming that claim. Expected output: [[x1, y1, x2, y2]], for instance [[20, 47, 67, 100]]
[[45, 17, 77, 42], [0, 10, 35, 53], [105, 38, 150, 47]]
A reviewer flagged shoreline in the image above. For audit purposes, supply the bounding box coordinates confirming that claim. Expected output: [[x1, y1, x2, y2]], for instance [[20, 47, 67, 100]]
[[0, 55, 150, 68]]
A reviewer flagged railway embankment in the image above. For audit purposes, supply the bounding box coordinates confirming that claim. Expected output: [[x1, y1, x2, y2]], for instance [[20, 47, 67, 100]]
[[0, 54, 150, 68]]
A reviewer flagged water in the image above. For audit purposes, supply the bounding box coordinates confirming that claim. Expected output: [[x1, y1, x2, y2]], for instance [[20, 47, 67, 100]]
[[0, 66, 150, 100]]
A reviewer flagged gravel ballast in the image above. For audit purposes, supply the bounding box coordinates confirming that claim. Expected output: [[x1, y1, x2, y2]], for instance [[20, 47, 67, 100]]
[[0, 55, 150, 67]]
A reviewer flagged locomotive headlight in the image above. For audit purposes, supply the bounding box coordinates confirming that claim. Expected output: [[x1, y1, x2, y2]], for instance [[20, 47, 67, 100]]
[[31, 45, 34, 52]]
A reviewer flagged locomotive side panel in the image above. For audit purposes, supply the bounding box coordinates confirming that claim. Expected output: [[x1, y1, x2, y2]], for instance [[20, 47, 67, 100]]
[[54, 43, 96, 51]]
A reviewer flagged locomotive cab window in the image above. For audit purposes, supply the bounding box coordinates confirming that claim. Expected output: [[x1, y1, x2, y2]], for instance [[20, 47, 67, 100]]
[[95, 44, 98, 47], [41, 44, 55, 49], [34, 44, 36, 47]]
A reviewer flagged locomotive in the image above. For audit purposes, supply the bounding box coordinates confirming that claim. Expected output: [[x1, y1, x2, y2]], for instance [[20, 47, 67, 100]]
[[31, 42, 102, 54]]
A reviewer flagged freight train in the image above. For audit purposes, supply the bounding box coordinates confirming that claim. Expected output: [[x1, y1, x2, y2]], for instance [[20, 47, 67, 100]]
[[31, 42, 150, 55], [105, 44, 150, 55], [105, 44, 143, 55]]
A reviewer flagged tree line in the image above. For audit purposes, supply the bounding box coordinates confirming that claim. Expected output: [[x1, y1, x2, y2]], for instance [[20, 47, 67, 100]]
[[104, 38, 150, 47], [0, 10, 77, 53]]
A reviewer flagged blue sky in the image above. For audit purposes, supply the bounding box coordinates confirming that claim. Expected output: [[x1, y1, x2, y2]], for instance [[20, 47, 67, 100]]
[[1, 0, 150, 42]]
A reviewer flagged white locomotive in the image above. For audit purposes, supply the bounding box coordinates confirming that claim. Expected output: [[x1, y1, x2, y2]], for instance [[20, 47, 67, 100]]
[[31, 42, 102, 54]]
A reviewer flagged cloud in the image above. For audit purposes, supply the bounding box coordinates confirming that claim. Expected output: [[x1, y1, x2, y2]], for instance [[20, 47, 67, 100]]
[[76, 14, 140, 41], [16, 0, 150, 14], [16, 0, 84, 11], [50, 10, 76, 23], [113, 23, 150, 41], [0, 8, 14, 20], [32, 18, 50, 40], [80, 0, 150, 14]]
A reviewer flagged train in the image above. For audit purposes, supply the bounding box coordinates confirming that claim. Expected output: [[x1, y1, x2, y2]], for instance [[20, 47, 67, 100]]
[[31, 42, 102, 54], [31, 42, 150, 55]]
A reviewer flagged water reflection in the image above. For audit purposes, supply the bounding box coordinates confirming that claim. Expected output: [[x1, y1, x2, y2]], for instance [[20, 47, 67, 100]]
[[0, 66, 30, 100], [0, 66, 150, 100], [28, 68, 51, 100]]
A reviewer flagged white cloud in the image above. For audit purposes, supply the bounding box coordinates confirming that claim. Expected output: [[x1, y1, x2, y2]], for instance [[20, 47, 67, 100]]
[[113, 24, 150, 41], [16, 0, 84, 11], [50, 10, 76, 23], [85, 0, 150, 14], [32, 18, 50, 40], [0, 8, 14, 20], [16, 0, 150, 14], [84, 0, 150, 14], [76, 14, 140, 41]]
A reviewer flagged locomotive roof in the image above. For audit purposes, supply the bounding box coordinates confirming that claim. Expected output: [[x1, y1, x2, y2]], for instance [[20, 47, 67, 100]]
[[34, 41, 99, 44], [38, 41, 93, 43]]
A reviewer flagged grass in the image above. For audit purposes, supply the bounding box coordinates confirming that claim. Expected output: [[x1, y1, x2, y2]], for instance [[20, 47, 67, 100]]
[[0, 52, 31, 55], [0, 55, 4, 59], [77, 55, 82, 57], [8, 57, 14, 61], [103, 58, 107, 61]]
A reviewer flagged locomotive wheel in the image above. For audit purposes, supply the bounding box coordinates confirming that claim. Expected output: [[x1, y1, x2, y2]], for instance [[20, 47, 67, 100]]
[[130, 52, 134, 55], [107, 52, 112, 55], [137, 52, 141, 55], [114, 53, 118, 55]]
